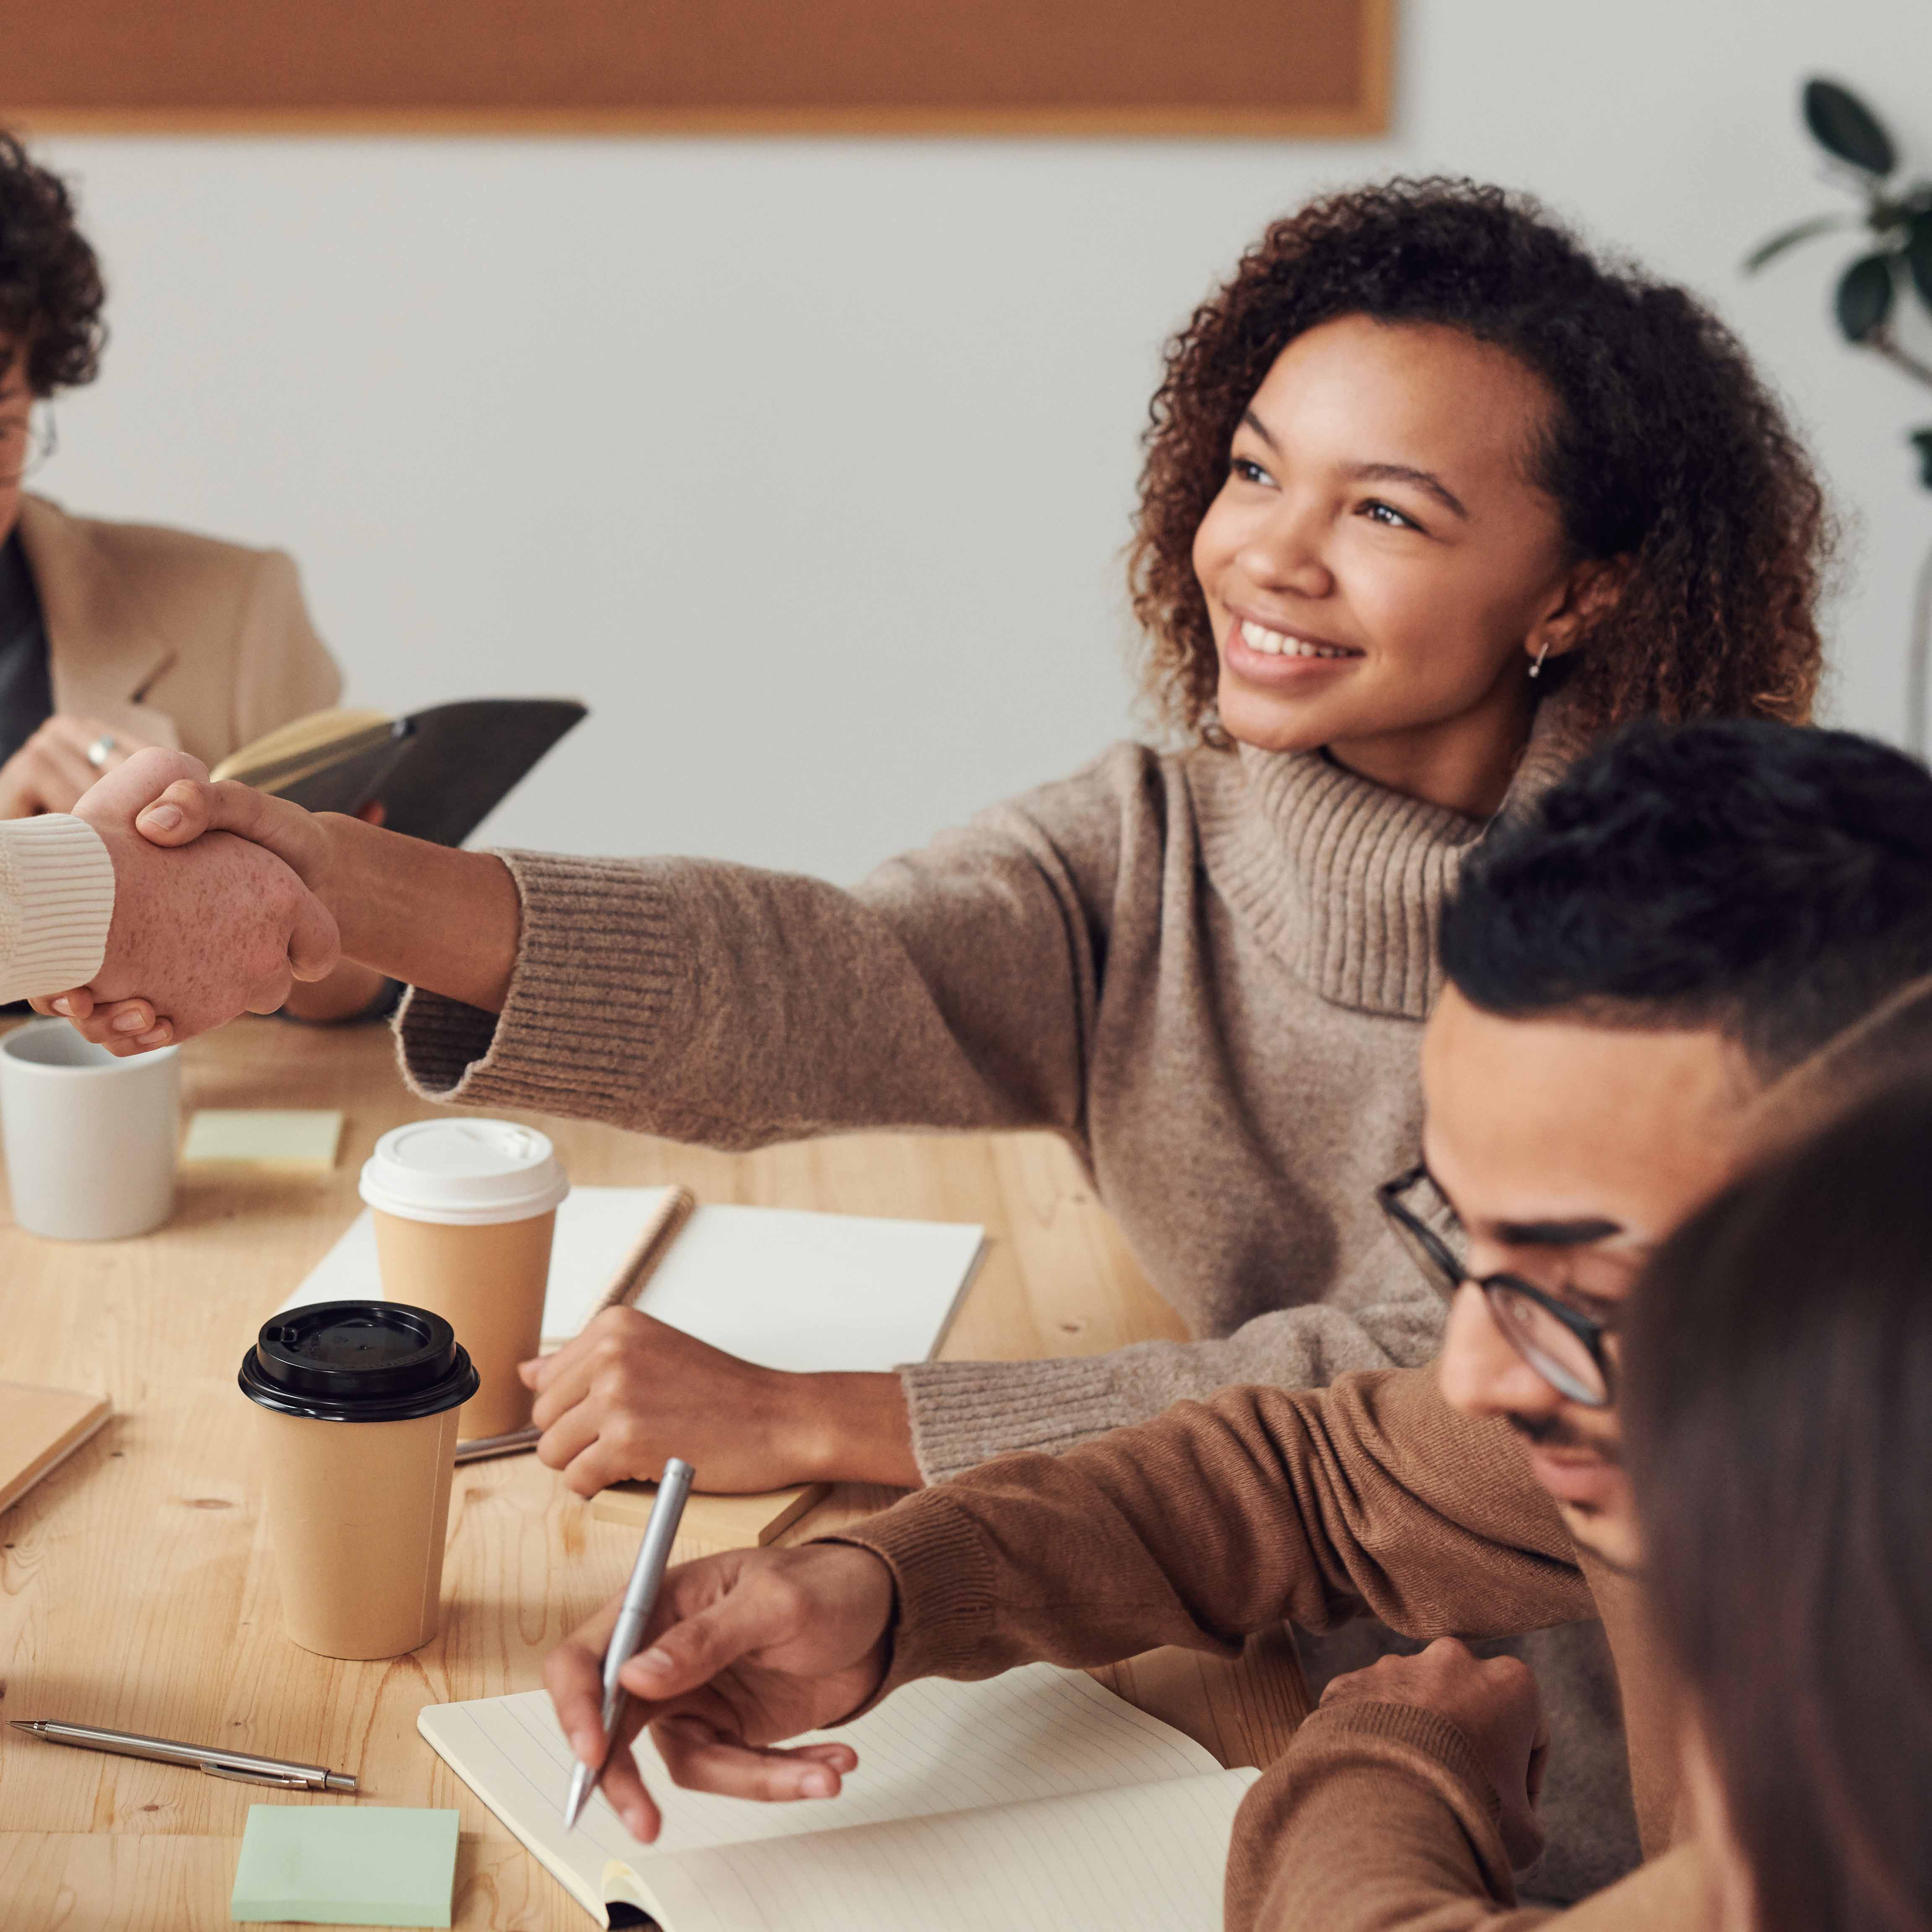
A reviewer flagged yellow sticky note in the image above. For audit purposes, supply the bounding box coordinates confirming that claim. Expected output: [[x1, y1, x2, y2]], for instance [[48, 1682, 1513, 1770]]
[[182, 1109, 343, 1174]]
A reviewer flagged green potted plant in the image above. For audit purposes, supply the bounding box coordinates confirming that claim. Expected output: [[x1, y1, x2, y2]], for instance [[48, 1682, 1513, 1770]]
[[1750, 79, 1932, 753]]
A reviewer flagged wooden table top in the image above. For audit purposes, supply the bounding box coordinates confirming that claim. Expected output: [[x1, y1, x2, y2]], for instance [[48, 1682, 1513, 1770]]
[[0, 1019, 1309, 1929]]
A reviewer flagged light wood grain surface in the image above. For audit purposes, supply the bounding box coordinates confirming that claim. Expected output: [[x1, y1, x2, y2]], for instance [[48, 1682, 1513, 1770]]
[[0, 1019, 1309, 1929]]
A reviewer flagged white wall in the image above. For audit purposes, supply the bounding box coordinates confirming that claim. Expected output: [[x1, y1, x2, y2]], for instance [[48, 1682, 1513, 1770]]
[[29, 0, 1932, 878]]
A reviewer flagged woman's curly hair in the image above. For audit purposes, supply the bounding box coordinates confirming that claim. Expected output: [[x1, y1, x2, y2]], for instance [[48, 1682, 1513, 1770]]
[[0, 132, 104, 395], [1130, 178, 1830, 743]]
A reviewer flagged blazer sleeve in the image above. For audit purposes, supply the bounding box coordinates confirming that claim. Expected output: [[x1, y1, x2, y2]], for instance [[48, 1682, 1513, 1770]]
[[228, 550, 342, 752]]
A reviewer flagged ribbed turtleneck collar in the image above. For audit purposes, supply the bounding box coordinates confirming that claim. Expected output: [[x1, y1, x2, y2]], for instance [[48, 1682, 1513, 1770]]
[[1190, 693, 1583, 1020]]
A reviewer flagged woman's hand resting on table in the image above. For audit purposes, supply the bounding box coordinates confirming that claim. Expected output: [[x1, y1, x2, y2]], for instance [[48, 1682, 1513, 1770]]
[[523, 1308, 922, 1495], [544, 1542, 897, 1841]]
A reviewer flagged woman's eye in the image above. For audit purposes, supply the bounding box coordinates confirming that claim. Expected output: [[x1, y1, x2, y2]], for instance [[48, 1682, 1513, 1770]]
[[1361, 499, 1422, 531], [1230, 457, 1275, 487]]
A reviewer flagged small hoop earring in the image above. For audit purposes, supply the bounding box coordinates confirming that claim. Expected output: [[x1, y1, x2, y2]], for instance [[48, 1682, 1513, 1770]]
[[1527, 641, 1550, 680]]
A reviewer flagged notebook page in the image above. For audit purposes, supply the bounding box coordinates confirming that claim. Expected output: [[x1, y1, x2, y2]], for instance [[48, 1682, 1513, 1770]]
[[618, 1770, 1261, 1932], [279, 1189, 983, 1369], [419, 1665, 1227, 1916]]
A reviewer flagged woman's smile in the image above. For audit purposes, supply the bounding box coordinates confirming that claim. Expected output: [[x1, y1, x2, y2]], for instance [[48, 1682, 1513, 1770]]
[[1224, 612, 1365, 687]]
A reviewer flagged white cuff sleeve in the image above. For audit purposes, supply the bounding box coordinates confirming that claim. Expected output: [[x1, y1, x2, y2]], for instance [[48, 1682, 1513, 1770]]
[[0, 814, 117, 1003]]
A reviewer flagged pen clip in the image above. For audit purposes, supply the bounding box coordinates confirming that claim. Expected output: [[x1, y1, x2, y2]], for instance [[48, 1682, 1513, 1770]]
[[201, 1763, 317, 1790]]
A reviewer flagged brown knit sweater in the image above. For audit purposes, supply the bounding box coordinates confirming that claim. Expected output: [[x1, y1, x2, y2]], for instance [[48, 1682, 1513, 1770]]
[[825, 1366, 1690, 1932]]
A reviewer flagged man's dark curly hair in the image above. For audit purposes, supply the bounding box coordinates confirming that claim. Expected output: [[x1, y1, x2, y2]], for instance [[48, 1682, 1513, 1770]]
[[0, 132, 105, 395], [1130, 178, 1829, 743], [1440, 720, 1932, 1079]]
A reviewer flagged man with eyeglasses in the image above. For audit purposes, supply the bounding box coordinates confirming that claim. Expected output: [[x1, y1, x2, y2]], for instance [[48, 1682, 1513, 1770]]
[[522, 718, 1932, 1928]]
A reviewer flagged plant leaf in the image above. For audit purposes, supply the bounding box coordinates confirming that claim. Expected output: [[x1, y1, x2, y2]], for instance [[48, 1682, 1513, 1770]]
[[1909, 428, 1932, 489], [1744, 212, 1854, 273], [1837, 253, 1898, 341], [1805, 78, 1897, 175], [1908, 213, 1932, 310]]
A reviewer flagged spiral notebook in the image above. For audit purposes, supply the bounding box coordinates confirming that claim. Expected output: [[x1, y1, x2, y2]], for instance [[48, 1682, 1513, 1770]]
[[418, 1662, 1258, 1932]]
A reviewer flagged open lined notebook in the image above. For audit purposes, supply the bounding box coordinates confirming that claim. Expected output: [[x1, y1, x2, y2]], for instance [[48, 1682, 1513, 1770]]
[[419, 1662, 1259, 1931]]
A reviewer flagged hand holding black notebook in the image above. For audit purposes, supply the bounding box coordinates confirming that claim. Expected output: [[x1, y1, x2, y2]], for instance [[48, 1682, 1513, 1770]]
[[209, 697, 587, 847]]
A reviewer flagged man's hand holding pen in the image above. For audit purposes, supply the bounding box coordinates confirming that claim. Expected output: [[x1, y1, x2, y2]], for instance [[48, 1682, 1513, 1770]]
[[544, 1542, 898, 1842]]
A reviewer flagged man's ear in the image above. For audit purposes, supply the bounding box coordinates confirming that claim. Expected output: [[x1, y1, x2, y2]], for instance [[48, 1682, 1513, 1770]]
[[1532, 555, 1634, 665]]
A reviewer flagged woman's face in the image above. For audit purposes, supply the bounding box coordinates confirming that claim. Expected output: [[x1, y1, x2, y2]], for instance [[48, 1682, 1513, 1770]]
[[1191, 315, 1609, 813]]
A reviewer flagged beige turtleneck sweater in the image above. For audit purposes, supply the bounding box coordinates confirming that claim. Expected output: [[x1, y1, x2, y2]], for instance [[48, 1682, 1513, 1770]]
[[392, 714, 1640, 1899], [396, 736, 1501, 1473]]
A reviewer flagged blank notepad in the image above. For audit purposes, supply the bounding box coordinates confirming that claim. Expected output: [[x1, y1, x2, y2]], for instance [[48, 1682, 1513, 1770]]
[[280, 1186, 984, 1367], [419, 1662, 1259, 1930]]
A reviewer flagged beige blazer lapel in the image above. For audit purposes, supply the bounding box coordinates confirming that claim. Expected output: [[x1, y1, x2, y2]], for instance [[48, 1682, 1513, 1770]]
[[15, 494, 181, 749]]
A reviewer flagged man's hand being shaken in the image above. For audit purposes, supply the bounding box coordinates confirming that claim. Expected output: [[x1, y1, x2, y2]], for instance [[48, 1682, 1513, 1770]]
[[33, 749, 340, 1052]]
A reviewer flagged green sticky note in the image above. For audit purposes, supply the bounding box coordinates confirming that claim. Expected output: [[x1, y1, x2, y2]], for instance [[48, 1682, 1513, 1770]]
[[183, 1109, 344, 1172], [231, 1805, 459, 1927]]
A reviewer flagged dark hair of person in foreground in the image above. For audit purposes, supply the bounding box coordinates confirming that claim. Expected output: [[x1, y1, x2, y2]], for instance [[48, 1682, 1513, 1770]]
[[0, 131, 105, 395], [1131, 177, 1829, 741], [1623, 1072, 1932, 1932], [1441, 719, 1932, 1078]]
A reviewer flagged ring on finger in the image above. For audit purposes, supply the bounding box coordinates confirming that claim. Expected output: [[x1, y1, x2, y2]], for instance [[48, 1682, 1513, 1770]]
[[85, 733, 118, 769]]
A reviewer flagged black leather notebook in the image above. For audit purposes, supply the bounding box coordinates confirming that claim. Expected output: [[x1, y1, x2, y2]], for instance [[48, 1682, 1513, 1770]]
[[210, 697, 586, 848]]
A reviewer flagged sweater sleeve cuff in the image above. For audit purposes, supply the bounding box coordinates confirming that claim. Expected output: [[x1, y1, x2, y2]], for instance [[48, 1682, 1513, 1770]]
[[1288, 1700, 1507, 1832], [0, 815, 115, 1003], [815, 1491, 999, 1700], [395, 849, 686, 1110], [899, 1353, 1134, 1484]]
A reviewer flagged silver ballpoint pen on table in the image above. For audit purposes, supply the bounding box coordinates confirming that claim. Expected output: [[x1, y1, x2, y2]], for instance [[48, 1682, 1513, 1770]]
[[8, 1719, 356, 1792], [564, 1455, 695, 1831]]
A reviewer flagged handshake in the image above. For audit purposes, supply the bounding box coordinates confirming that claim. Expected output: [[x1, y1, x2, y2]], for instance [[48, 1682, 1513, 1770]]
[[35, 748, 353, 1049]]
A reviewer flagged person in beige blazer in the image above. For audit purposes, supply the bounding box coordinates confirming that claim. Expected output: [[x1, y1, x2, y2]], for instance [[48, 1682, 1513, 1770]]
[[4, 492, 341, 792], [0, 129, 382, 1020]]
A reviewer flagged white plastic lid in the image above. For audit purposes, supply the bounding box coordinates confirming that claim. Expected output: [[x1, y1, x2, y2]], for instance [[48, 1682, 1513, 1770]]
[[359, 1119, 570, 1227]]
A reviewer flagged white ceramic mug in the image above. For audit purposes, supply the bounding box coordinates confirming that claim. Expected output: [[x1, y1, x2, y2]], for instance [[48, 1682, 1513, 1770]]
[[0, 1020, 181, 1240]]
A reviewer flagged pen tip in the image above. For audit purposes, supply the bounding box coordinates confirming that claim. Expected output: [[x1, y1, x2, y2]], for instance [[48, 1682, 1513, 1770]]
[[8, 1720, 36, 1733]]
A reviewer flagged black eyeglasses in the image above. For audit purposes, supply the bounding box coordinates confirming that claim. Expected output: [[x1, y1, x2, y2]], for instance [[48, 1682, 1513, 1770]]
[[1376, 1163, 1618, 1407]]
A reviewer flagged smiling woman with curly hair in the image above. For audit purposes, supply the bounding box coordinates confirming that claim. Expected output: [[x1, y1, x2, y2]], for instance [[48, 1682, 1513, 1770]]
[[1132, 177, 1826, 752], [79, 173, 1833, 1903]]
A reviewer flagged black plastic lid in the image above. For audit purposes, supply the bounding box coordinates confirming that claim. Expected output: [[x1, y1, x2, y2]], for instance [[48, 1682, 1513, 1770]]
[[238, 1301, 479, 1423]]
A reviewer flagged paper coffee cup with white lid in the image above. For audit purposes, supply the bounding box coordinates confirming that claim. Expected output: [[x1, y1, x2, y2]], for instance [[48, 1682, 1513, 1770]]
[[360, 1119, 569, 1438], [359, 1118, 569, 1225]]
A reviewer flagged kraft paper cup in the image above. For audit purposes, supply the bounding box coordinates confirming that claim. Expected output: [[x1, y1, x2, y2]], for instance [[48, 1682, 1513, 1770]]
[[241, 1301, 478, 1660], [0, 1018, 180, 1240], [360, 1120, 569, 1439]]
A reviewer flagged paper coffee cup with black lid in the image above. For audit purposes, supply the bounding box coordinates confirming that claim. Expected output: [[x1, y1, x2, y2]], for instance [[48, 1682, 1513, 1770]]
[[241, 1300, 478, 1660], [359, 1120, 569, 1440]]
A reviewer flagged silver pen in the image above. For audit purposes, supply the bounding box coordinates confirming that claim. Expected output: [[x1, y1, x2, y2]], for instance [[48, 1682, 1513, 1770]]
[[454, 1425, 542, 1465], [9, 1718, 356, 1792], [564, 1456, 695, 1831]]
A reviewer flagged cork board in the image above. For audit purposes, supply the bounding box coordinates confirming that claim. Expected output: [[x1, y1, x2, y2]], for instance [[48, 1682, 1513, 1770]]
[[0, 0, 1391, 136]]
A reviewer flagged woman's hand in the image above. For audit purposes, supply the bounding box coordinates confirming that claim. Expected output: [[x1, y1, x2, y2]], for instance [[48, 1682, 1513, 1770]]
[[1317, 1637, 1550, 1869], [543, 1542, 897, 1840], [524, 1309, 921, 1495], [0, 715, 153, 818]]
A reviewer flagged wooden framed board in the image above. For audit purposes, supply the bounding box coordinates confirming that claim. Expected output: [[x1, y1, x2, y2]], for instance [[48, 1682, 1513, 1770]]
[[0, 0, 1392, 137]]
